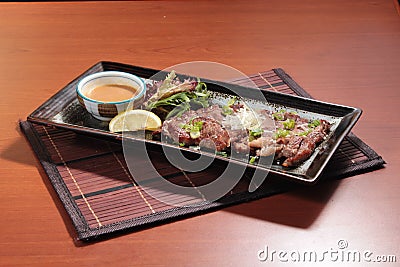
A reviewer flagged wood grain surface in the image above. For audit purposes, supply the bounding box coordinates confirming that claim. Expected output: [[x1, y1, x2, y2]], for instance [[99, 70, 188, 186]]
[[0, 1, 399, 266]]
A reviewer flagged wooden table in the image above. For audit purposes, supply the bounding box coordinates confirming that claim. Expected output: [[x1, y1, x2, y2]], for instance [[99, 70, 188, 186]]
[[1, 1, 399, 266]]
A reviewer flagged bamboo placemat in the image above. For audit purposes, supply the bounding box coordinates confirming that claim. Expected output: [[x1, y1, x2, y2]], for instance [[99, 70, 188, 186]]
[[20, 68, 385, 241]]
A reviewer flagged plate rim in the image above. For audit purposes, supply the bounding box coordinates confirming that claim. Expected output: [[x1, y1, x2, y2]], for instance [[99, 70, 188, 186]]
[[27, 61, 363, 184]]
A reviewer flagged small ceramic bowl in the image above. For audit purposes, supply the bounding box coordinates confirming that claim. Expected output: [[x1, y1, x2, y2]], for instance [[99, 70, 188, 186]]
[[76, 71, 146, 121]]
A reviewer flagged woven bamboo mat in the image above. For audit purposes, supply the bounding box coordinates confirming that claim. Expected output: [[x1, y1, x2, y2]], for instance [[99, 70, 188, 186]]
[[20, 67, 385, 241]]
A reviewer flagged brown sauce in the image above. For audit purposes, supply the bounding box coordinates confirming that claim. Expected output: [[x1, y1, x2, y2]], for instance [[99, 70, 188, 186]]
[[85, 84, 138, 102]]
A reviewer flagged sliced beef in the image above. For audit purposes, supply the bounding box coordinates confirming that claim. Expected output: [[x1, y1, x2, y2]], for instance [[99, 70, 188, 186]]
[[230, 129, 249, 154], [282, 137, 315, 167], [161, 110, 197, 144], [191, 117, 230, 151], [281, 119, 331, 167], [161, 105, 229, 151], [187, 104, 225, 121], [308, 120, 330, 143], [161, 108, 331, 168]]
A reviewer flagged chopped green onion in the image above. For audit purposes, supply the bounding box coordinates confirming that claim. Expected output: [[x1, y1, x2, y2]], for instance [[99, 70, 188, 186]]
[[181, 119, 204, 139], [222, 97, 238, 115], [222, 105, 233, 115], [249, 128, 263, 142], [216, 151, 228, 157], [309, 119, 321, 128], [273, 128, 290, 139], [194, 92, 208, 97], [179, 142, 185, 147], [194, 120, 203, 128], [272, 113, 284, 121], [250, 128, 263, 137], [190, 130, 200, 139], [272, 110, 286, 121], [227, 96, 237, 106], [249, 156, 258, 164], [297, 128, 313, 136], [283, 119, 296, 130]]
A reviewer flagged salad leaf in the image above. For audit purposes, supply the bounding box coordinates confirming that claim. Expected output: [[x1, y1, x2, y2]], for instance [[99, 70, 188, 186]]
[[146, 72, 210, 119], [158, 70, 177, 92]]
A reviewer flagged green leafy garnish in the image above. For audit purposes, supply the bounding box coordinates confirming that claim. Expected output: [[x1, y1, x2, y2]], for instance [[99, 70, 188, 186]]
[[283, 119, 296, 130], [195, 79, 207, 92], [249, 156, 258, 164], [272, 109, 286, 121], [165, 101, 191, 119], [222, 97, 238, 115], [227, 97, 237, 106], [158, 70, 177, 92], [181, 120, 204, 139], [149, 92, 190, 109], [216, 151, 228, 157], [297, 128, 313, 136], [179, 142, 186, 147], [146, 72, 210, 118], [248, 128, 263, 142], [222, 105, 233, 115], [273, 128, 290, 139], [308, 119, 321, 128], [250, 128, 263, 137]]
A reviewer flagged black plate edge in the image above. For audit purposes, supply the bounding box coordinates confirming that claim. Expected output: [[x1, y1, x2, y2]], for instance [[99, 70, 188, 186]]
[[27, 61, 363, 184]]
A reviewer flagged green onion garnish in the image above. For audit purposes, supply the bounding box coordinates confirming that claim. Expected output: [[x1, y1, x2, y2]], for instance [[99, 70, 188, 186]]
[[283, 119, 296, 130], [308, 119, 321, 128]]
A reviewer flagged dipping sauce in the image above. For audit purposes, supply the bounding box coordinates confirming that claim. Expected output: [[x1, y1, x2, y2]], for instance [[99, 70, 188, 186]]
[[85, 84, 138, 102]]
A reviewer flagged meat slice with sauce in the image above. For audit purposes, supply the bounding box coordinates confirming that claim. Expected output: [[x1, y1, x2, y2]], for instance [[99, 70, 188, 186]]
[[161, 106, 331, 167], [161, 105, 230, 151]]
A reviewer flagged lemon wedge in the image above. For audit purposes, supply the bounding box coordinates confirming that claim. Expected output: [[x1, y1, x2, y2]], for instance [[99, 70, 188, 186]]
[[109, 110, 162, 132]]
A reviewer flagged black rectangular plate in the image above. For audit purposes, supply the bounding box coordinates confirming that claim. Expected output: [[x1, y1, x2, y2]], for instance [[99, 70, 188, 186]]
[[28, 61, 362, 184]]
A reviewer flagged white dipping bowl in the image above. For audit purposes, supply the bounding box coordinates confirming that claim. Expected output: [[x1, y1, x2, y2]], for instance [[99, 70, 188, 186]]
[[76, 71, 146, 121]]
